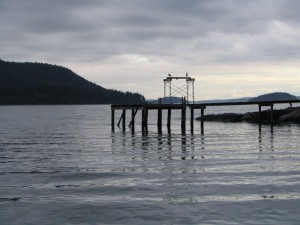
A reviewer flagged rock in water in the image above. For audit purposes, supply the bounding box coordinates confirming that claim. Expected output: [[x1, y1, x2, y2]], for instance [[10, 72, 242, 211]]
[[196, 107, 300, 124], [279, 108, 300, 123]]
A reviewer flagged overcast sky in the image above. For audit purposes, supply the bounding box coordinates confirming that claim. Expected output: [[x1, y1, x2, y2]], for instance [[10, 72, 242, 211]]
[[1, 0, 300, 100]]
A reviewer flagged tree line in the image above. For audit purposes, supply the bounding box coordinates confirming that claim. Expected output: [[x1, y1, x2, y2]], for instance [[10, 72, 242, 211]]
[[0, 59, 145, 105]]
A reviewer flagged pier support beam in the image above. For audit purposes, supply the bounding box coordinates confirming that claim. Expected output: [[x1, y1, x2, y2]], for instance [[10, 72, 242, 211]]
[[142, 108, 148, 135], [258, 105, 262, 132], [270, 104, 274, 124], [258, 103, 274, 132], [190, 108, 194, 134], [201, 107, 205, 134], [141, 109, 145, 134], [131, 109, 135, 133], [158, 109, 162, 134], [167, 109, 171, 134], [270, 104, 274, 133], [117, 110, 125, 128], [181, 107, 186, 135], [111, 108, 115, 132], [129, 108, 138, 134], [145, 109, 148, 134], [122, 109, 126, 132]]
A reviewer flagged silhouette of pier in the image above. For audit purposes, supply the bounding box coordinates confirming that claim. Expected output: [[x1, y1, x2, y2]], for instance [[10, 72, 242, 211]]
[[111, 100, 300, 135]]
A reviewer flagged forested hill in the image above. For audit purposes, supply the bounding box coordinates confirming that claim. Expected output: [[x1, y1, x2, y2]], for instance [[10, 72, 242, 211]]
[[0, 59, 145, 105], [248, 92, 298, 102]]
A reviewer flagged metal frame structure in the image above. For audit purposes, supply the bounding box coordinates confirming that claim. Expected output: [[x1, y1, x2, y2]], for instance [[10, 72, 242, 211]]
[[163, 73, 195, 104]]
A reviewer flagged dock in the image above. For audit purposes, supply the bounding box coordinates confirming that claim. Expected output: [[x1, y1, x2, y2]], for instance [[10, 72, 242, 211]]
[[111, 100, 300, 135]]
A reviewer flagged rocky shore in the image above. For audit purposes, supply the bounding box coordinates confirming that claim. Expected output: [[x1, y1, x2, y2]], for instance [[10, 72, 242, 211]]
[[196, 107, 300, 124]]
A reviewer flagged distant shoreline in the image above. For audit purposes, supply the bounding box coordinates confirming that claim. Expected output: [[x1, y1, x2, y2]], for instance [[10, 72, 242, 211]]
[[0, 104, 112, 106], [196, 107, 300, 124]]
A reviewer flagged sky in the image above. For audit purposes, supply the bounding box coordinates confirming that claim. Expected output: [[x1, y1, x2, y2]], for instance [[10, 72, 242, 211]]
[[1, 0, 300, 100]]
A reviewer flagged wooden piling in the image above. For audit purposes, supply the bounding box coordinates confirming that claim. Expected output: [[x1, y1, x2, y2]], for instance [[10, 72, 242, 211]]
[[145, 109, 148, 134], [201, 108, 205, 134], [142, 108, 148, 135], [270, 104, 274, 124], [111, 108, 115, 132], [167, 109, 171, 134], [158, 108, 162, 134], [131, 109, 135, 133], [190, 107, 194, 133], [258, 105, 261, 131], [122, 109, 126, 132], [141, 109, 145, 134], [181, 107, 186, 135], [270, 104, 274, 133]]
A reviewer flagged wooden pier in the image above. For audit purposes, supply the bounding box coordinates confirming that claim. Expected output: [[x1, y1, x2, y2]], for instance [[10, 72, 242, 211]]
[[111, 100, 300, 134]]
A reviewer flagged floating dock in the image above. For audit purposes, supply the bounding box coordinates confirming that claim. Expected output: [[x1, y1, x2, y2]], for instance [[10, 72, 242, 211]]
[[111, 100, 300, 135]]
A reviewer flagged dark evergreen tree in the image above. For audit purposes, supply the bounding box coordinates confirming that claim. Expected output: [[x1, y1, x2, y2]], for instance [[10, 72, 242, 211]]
[[0, 60, 145, 105]]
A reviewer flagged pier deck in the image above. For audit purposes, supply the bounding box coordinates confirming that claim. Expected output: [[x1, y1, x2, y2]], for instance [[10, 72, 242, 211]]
[[111, 100, 300, 134]]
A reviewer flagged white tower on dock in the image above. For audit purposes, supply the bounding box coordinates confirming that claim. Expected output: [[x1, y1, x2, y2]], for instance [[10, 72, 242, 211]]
[[163, 73, 195, 104]]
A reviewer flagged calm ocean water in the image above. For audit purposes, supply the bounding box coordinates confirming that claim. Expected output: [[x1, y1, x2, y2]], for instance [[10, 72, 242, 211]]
[[1, 105, 300, 225]]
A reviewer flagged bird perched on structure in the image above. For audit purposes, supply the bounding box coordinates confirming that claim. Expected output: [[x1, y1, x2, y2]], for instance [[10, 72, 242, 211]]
[[186, 72, 188, 77], [168, 74, 172, 77]]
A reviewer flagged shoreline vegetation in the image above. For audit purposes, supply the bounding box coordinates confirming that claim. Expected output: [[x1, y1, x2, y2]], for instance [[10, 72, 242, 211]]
[[196, 107, 300, 124], [0, 59, 145, 105]]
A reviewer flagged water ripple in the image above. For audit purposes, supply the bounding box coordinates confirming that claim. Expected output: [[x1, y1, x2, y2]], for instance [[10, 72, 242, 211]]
[[1, 105, 300, 224]]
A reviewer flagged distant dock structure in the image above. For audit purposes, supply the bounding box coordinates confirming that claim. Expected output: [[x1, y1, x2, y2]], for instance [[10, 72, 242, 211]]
[[111, 74, 300, 135], [111, 100, 300, 135]]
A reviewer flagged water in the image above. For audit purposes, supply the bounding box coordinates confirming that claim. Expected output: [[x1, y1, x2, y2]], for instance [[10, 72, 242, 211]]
[[1, 105, 300, 225]]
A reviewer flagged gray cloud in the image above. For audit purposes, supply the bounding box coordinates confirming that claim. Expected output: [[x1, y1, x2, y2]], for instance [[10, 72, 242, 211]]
[[2, 0, 300, 63], [1, 0, 300, 98]]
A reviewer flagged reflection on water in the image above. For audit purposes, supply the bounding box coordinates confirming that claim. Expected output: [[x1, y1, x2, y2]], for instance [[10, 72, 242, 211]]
[[1, 106, 300, 225], [258, 126, 274, 153], [111, 133, 204, 162], [117, 134, 198, 162], [111, 126, 300, 221]]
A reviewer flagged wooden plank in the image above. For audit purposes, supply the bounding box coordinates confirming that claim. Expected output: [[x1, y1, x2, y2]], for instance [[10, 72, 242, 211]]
[[111, 105, 143, 110], [144, 105, 185, 110]]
